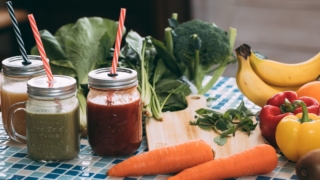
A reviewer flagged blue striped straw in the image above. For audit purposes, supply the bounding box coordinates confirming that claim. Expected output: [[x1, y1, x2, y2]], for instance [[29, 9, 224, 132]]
[[6, 1, 31, 65]]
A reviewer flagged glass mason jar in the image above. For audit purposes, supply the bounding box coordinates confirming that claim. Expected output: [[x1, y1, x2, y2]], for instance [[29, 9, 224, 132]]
[[7, 75, 80, 162], [1, 55, 45, 144], [87, 67, 142, 157]]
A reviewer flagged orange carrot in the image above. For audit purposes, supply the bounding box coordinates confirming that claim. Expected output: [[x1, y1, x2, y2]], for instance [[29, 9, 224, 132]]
[[168, 144, 278, 180], [107, 139, 214, 177]]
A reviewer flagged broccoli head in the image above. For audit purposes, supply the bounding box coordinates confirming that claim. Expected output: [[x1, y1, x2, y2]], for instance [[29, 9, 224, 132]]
[[169, 19, 236, 93], [172, 19, 230, 69]]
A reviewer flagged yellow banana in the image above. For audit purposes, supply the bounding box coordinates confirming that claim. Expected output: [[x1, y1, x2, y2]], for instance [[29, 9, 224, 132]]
[[235, 44, 300, 107], [249, 45, 320, 87], [272, 84, 300, 92]]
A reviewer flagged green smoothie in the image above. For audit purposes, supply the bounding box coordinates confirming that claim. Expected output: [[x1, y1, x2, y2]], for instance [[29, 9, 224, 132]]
[[26, 106, 80, 162]]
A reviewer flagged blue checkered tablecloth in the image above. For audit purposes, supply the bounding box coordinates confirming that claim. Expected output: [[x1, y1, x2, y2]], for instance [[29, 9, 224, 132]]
[[0, 77, 298, 180]]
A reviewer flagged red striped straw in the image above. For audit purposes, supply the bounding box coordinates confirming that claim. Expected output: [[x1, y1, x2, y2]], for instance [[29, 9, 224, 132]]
[[110, 8, 126, 75], [27, 14, 54, 82]]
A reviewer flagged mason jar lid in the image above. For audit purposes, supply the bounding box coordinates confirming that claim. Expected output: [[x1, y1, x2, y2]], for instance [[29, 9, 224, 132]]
[[2, 55, 46, 77], [88, 67, 138, 89], [27, 75, 77, 98]]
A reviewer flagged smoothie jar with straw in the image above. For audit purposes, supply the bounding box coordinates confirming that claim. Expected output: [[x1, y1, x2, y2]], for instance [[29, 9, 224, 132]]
[[1, 55, 45, 143], [7, 75, 80, 162], [87, 68, 142, 156]]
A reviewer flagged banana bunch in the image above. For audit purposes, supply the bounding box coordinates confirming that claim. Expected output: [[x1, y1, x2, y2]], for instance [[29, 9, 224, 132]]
[[235, 44, 302, 107]]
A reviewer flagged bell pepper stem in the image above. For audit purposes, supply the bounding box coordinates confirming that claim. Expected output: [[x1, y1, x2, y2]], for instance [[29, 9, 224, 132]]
[[281, 98, 296, 113], [293, 100, 312, 123]]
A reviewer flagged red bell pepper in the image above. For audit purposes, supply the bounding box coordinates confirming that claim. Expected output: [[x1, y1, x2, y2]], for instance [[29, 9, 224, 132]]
[[259, 91, 320, 148]]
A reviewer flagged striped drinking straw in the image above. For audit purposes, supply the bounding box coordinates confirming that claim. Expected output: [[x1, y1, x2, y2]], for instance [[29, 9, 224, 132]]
[[110, 8, 126, 76], [27, 14, 54, 83], [6, 1, 31, 65]]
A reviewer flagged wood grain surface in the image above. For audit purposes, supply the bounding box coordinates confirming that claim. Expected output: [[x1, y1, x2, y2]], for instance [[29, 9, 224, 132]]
[[145, 94, 265, 158]]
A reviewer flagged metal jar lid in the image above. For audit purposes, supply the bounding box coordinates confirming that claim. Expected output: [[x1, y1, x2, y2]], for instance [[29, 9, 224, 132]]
[[88, 67, 138, 89], [2, 55, 46, 77], [27, 75, 77, 98]]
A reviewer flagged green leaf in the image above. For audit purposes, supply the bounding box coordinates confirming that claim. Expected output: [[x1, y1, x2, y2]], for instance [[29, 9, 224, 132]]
[[50, 60, 77, 79], [214, 136, 227, 146], [160, 92, 188, 112], [152, 58, 166, 86], [125, 31, 144, 60], [150, 37, 183, 77], [31, 30, 67, 60], [168, 18, 179, 29], [152, 76, 190, 112], [203, 116, 217, 125], [236, 101, 255, 116], [224, 108, 242, 120], [213, 126, 236, 146], [197, 117, 214, 126], [215, 119, 229, 131], [198, 124, 214, 130], [195, 108, 221, 116], [238, 117, 258, 135], [155, 78, 189, 94], [167, 83, 190, 94], [220, 126, 236, 137]]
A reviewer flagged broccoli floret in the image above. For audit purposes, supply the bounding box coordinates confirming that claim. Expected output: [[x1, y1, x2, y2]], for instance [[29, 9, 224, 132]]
[[173, 20, 230, 67], [170, 19, 236, 94]]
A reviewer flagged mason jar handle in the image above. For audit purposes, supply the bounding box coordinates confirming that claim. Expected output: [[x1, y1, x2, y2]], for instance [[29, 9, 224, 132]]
[[7, 101, 27, 143]]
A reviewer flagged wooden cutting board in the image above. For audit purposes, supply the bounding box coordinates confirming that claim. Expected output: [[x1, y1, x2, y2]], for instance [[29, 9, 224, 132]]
[[145, 95, 265, 158]]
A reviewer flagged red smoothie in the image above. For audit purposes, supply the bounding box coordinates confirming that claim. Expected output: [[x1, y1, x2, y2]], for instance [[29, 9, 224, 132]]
[[87, 98, 142, 156]]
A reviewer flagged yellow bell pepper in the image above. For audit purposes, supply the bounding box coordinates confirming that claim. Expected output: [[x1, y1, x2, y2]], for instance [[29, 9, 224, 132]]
[[275, 100, 320, 162]]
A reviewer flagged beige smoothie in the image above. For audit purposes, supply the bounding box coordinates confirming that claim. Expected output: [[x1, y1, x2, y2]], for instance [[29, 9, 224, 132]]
[[1, 55, 46, 144], [1, 86, 28, 142]]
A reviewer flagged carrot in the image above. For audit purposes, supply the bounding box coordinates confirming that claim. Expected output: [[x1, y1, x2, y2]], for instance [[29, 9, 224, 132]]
[[168, 144, 278, 180], [107, 139, 214, 177]]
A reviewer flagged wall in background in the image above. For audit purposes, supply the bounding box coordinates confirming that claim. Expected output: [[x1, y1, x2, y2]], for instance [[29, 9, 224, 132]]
[[0, 0, 191, 65], [191, 0, 320, 77]]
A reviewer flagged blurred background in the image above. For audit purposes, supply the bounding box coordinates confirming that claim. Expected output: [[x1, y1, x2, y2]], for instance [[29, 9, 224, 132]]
[[0, 0, 319, 77]]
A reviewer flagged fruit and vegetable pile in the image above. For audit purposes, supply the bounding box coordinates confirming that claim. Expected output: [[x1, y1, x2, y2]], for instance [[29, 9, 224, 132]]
[[235, 44, 320, 179], [29, 12, 320, 180]]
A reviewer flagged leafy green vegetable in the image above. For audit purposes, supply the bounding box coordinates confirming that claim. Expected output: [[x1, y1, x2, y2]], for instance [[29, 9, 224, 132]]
[[119, 31, 192, 119], [30, 17, 120, 132], [189, 101, 257, 146]]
